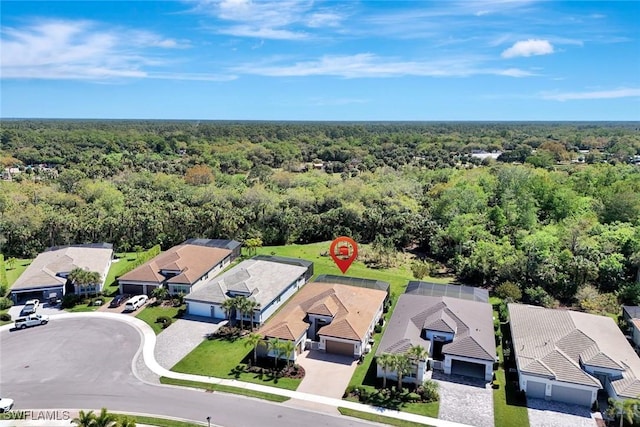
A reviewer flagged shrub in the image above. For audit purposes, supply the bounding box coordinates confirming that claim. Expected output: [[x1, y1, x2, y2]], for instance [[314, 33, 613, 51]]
[[374, 324, 382, 333], [156, 315, 172, 328], [411, 261, 431, 280], [524, 286, 555, 308], [61, 294, 83, 308], [420, 380, 440, 402], [0, 313, 11, 321], [406, 392, 421, 402], [0, 297, 13, 310], [495, 281, 522, 302]]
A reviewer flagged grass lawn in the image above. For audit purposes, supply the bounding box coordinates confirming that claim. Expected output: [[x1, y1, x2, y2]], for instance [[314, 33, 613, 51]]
[[114, 412, 204, 427], [102, 251, 152, 297], [5, 258, 32, 286], [66, 303, 101, 313], [338, 407, 435, 427], [171, 336, 301, 390], [136, 303, 185, 335], [493, 339, 530, 427], [159, 377, 289, 402], [0, 308, 11, 325], [255, 241, 452, 300]]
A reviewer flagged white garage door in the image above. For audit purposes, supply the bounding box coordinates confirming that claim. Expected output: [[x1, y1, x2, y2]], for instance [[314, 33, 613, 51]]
[[187, 302, 212, 318], [526, 381, 547, 399], [551, 385, 593, 406]]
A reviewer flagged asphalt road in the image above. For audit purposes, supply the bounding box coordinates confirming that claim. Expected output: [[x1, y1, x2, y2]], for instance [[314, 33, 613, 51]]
[[0, 317, 375, 427]]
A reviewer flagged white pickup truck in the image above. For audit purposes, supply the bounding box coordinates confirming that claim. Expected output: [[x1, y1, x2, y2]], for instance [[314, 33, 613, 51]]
[[14, 314, 49, 329]]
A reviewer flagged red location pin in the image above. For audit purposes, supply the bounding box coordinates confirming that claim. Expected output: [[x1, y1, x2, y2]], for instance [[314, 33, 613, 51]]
[[330, 236, 358, 274]]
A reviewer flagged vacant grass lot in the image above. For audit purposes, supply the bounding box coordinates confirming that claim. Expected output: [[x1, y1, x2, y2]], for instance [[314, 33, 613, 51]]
[[136, 303, 185, 335], [171, 336, 301, 390]]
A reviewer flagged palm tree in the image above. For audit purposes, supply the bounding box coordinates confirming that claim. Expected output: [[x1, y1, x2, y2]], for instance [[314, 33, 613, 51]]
[[607, 397, 640, 427], [117, 416, 136, 427], [267, 337, 283, 369], [222, 298, 237, 326], [391, 354, 411, 392], [245, 332, 263, 365], [93, 408, 116, 427], [151, 286, 169, 302], [72, 409, 95, 427], [69, 268, 102, 297], [235, 297, 250, 330], [281, 340, 296, 367], [407, 345, 428, 383], [244, 299, 260, 331], [377, 353, 394, 389]]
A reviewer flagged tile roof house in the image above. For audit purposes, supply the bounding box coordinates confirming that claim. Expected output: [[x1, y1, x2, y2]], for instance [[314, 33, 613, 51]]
[[509, 303, 640, 406], [376, 283, 496, 384], [118, 239, 240, 296], [10, 243, 113, 303], [623, 305, 640, 351], [258, 278, 388, 362], [185, 256, 312, 324]]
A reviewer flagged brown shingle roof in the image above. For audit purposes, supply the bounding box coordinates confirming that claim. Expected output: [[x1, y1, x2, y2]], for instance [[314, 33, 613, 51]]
[[119, 244, 231, 285], [259, 282, 386, 342]]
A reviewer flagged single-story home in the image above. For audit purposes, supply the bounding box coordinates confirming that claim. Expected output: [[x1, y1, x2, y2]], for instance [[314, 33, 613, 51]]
[[185, 256, 313, 324], [623, 305, 640, 350], [10, 243, 113, 303], [258, 277, 388, 362], [118, 239, 240, 296], [509, 303, 640, 407], [376, 282, 496, 384]]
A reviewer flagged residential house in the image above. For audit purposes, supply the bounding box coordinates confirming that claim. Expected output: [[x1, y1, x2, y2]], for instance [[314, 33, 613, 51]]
[[623, 306, 640, 350], [509, 303, 640, 406], [258, 277, 388, 362], [10, 243, 113, 303], [185, 256, 313, 324], [118, 239, 240, 296], [376, 282, 496, 384]]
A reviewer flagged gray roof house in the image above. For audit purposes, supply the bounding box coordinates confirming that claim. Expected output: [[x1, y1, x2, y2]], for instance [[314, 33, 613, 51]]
[[10, 243, 113, 302], [376, 283, 497, 384], [623, 306, 640, 350], [509, 303, 640, 406], [185, 256, 312, 325]]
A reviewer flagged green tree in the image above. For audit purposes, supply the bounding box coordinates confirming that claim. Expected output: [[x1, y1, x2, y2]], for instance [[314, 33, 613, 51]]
[[606, 397, 640, 427], [68, 268, 102, 298], [72, 410, 95, 427], [245, 332, 263, 365], [407, 345, 428, 382], [244, 299, 260, 331], [151, 286, 169, 302], [267, 338, 283, 369], [222, 298, 237, 326], [495, 281, 522, 302], [377, 353, 395, 389], [93, 408, 116, 427], [6, 257, 16, 270], [116, 416, 136, 427], [234, 297, 250, 330], [281, 340, 296, 367], [390, 353, 411, 392]]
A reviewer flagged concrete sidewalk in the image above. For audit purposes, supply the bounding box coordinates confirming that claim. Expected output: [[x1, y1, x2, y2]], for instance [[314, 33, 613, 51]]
[[1, 312, 473, 427]]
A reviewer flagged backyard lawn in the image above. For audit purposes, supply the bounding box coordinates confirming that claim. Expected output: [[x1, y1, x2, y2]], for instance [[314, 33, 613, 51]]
[[5, 258, 32, 286], [136, 303, 185, 334], [171, 336, 301, 390], [102, 251, 155, 297], [493, 340, 530, 427]]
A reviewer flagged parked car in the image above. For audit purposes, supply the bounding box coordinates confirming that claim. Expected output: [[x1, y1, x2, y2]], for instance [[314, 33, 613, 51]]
[[0, 397, 14, 413], [123, 295, 148, 312], [109, 294, 131, 308], [21, 299, 40, 316], [14, 313, 49, 329]]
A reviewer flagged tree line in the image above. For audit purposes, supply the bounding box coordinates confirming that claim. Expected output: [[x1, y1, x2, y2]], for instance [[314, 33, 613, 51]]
[[0, 120, 639, 308]]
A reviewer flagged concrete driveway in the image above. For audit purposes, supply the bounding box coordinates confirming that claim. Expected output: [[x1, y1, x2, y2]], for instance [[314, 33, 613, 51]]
[[295, 350, 358, 399], [154, 316, 226, 369], [431, 371, 495, 427], [8, 303, 64, 319]]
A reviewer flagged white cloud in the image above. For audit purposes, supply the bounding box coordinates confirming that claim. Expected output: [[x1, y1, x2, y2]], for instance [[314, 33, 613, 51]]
[[0, 19, 232, 81], [541, 88, 640, 101], [501, 39, 554, 58], [233, 53, 534, 78]]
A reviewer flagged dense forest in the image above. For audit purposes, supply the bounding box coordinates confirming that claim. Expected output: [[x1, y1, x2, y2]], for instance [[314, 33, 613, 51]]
[[1, 120, 639, 310]]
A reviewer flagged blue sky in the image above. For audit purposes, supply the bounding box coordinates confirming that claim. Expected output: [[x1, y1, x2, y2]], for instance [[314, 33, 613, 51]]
[[1, 0, 639, 120]]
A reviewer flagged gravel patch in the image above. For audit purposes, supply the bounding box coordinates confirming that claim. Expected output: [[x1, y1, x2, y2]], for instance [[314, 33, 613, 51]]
[[154, 317, 226, 369], [433, 372, 494, 427], [527, 398, 597, 427]]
